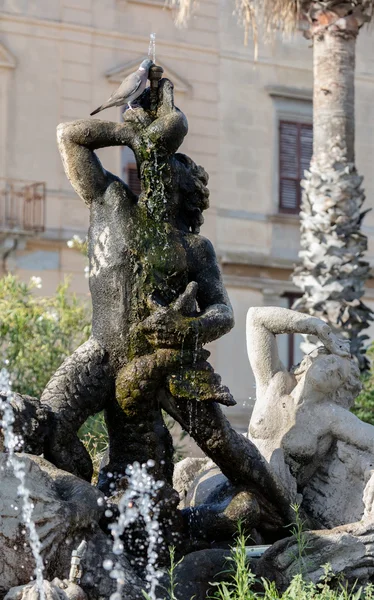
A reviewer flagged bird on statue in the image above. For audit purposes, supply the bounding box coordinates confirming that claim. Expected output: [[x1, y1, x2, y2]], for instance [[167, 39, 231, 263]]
[[90, 58, 154, 116]]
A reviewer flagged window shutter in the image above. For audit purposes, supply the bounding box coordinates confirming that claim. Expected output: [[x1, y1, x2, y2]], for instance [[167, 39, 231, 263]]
[[300, 124, 313, 176], [127, 164, 142, 196], [279, 121, 313, 214]]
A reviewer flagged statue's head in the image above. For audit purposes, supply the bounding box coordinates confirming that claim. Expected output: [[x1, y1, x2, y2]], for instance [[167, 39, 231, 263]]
[[171, 153, 210, 233], [293, 347, 361, 409]]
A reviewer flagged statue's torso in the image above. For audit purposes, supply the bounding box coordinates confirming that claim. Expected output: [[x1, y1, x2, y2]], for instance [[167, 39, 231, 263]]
[[88, 185, 189, 368]]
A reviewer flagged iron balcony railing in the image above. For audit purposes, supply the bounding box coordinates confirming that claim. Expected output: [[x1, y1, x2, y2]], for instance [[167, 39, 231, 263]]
[[0, 178, 46, 234]]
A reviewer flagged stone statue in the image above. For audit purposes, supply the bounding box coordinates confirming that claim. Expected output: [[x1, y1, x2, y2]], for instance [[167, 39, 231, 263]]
[[40, 77, 235, 497], [247, 306, 374, 527], [0, 73, 302, 599], [9, 69, 372, 597]]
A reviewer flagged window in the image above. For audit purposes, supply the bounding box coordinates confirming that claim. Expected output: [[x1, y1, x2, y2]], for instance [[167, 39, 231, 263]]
[[126, 164, 141, 196], [121, 145, 141, 196], [279, 121, 313, 214]]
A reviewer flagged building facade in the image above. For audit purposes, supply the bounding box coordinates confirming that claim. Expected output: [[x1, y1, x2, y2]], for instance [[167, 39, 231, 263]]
[[1, 0, 374, 429]]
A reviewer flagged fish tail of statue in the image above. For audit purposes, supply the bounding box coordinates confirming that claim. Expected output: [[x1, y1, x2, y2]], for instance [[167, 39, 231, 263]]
[[40, 337, 114, 481]]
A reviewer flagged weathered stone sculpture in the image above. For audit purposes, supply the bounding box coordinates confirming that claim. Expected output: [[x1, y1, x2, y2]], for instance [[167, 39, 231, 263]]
[[7, 68, 374, 597], [246, 306, 374, 528], [0, 71, 300, 598], [41, 76, 235, 499], [244, 306, 374, 586], [31, 72, 295, 531]]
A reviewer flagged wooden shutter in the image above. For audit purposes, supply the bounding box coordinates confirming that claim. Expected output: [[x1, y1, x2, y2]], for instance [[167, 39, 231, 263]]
[[127, 164, 142, 196], [279, 121, 313, 213]]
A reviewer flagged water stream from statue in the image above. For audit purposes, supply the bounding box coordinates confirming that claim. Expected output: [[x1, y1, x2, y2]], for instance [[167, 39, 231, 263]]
[[105, 460, 164, 600], [0, 368, 45, 600], [148, 33, 156, 63]]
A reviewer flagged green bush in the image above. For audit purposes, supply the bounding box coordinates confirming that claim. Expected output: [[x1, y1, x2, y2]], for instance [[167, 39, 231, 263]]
[[352, 345, 374, 425], [78, 411, 108, 482], [209, 524, 374, 600], [0, 273, 90, 397]]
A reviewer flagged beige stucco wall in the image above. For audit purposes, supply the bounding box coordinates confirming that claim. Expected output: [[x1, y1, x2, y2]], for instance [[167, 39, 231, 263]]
[[1, 0, 374, 427]]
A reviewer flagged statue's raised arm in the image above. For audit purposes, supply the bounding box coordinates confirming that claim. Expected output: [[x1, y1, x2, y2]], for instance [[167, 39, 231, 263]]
[[246, 306, 350, 398], [57, 78, 188, 206], [57, 118, 135, 206]]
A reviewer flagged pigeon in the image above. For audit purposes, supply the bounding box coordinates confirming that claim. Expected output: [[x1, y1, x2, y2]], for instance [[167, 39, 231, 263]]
[[90, 58, 154, 116]]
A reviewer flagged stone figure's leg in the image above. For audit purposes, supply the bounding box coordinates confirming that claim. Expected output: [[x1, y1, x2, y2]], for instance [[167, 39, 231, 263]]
[[41, 337, 114, 482], [100, 396, 175, 493], [161, 392, 294, 525], [101, 348, 197, 494], [102, 349, 233, 491], [99, 354, 184, 562], [102, 396, 182, 566]]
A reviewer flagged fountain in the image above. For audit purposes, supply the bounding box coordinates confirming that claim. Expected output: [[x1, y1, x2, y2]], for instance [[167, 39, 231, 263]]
[[2, 62, 374, 599]]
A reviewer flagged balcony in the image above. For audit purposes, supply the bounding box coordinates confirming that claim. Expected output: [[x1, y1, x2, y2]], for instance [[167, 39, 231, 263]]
[[0, 178, 45, 235]]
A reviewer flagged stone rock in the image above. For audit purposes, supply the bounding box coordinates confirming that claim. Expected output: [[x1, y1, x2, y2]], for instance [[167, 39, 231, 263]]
[[255, 520, 374, 589], [184, 462, 226, 507], [179, 464, 273, 543], [173, 457, 212, 508], [302, 441, 374, 527], [0, 453, 143, 600], [165, 549, 230, 600], [5, 579, 87, 600]]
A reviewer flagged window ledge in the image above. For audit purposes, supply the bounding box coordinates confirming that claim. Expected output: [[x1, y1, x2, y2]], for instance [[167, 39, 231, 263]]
[[117, 0, 171, 7], [267, 213, 300, 225], [266, 85, 312, 102]]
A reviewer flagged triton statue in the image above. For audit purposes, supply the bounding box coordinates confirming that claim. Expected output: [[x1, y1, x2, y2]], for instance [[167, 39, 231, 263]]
[[41, 73, 235, 495]]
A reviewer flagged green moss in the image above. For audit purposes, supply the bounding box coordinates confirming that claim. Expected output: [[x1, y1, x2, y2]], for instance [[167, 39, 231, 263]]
[[114, 139, 202, 410], [168, 368, 215, 401]]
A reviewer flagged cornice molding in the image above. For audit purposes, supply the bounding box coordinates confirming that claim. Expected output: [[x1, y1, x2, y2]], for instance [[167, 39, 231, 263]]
[[266, 85, 312, 102]]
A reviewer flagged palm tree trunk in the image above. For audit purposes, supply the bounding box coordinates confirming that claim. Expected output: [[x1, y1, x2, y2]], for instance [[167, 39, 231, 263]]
[[292, 5, 373, 371]]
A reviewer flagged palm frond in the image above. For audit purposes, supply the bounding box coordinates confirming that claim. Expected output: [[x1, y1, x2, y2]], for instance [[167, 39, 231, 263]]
[[170, 0, 300, 37], [167, 0, 197, 27], [235, 0, 300, 46], [171, 0, 374, 43]]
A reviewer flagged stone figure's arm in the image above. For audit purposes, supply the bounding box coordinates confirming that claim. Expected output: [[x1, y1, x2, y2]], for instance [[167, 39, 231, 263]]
[[327, 404, 374, 455], [193, 237, 234, 344], [57, 120, 135, 206], [141, 238, 234, 349], [246, 306, 350, 390]]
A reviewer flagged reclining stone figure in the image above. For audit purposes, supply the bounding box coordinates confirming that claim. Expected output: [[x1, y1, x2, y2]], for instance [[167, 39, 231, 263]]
[[247, 306, 374, 528]]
